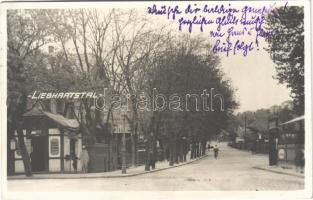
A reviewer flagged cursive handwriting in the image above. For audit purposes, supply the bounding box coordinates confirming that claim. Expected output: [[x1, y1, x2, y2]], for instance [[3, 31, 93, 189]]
[[147, 3, 285, 57], [147, 4, 182, 20]]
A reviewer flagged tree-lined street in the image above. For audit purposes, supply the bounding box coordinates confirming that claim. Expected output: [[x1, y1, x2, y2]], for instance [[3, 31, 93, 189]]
[[5, 4, 307, 197], [7, 143, 304, 191]]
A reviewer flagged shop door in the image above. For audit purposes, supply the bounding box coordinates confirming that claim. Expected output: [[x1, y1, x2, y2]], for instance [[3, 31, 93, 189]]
[[31, 136, 48, 172]]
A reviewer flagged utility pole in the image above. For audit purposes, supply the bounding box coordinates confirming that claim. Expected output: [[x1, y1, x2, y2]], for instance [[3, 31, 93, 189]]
[[244, 115, 247, 136], [244, 114, 247, 149], [122, 114, 126, 174]]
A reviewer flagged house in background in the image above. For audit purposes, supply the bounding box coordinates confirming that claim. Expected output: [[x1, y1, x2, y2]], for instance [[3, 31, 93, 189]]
[[246, 119, 269, 154], [277, 116, 304, 169]]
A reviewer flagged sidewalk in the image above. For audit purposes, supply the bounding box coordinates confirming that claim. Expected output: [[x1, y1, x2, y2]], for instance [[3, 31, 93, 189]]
[[253, 165, 304, 178], [228, 146, 304, 178], [8, 154, 208, 180]]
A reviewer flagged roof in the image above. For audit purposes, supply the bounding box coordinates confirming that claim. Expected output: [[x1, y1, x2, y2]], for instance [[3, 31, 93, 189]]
[[247, 119, 268, 133], [43, 112, 79, 130], [23, 107, 79, 131], [23, 107, 46, 117], [280, 115, 304, 126], [220, 129, 230, 135]]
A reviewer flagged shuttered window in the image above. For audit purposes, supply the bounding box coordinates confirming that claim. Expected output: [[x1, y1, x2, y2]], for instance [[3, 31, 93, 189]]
[[50, 138, 59, 156]]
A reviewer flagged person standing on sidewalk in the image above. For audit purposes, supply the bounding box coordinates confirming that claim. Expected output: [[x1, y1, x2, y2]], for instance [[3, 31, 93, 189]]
[[213, 145, 219, 159], [80, 145, 89, 173], [71, 151, 78, 173], [295, 149, 304, 173]]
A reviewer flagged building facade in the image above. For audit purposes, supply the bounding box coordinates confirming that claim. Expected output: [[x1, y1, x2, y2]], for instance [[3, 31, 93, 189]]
[[10, 106, 83, 174]]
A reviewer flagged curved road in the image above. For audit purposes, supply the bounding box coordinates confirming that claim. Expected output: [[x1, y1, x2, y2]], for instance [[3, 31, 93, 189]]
[[7, 143, 304, 191]]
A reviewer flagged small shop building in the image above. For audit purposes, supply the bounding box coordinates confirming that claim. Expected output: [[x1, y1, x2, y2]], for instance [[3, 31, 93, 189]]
[[10, 107, 83, 174], [276, 115, 304, 169]]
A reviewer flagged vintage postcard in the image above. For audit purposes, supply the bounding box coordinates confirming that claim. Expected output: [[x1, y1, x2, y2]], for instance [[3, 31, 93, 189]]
[[0, 0, 312, 200]]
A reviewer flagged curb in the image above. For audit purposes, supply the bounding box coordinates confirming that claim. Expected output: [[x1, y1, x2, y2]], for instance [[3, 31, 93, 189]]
[[252, 166, 304, 178], [8, 155, 208, 180]]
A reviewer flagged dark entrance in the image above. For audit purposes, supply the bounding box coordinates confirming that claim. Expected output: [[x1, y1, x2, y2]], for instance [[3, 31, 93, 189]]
[[31, 136, 48, 172]]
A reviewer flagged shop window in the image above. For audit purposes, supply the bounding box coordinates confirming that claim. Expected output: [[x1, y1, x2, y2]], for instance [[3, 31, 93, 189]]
[[50, 138, 59, 156], [48, 45, 54, 53]]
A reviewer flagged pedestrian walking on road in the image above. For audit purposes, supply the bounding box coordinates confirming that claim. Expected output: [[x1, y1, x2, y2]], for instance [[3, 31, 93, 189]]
[[80, 145, 89, 173], [213, 145, 219, 159]]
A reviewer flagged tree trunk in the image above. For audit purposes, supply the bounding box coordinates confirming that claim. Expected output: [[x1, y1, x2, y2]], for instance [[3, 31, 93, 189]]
[[7, 145, 14, 175], [151, 137, 156, 169], [196, 142, 199, 157], [144, 139, 150, 171], [17, 128, 32, 177], [7, 126, 15, 175], [169, 138, 174, 166], [201, 140, 206, 156], [131, 134, 137, 166], [173, 138, 178, 164], [107, 134, 112, 171], [190, 141, 195, 159], [183, 140, 187, 162], [179, 139, 183, 162]]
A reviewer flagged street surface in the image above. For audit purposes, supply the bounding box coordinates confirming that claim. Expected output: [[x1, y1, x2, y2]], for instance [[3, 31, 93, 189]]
[[7, 143, 304, 191]]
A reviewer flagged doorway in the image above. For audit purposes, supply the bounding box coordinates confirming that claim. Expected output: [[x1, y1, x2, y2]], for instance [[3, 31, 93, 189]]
[[31, 136, 48, 172]]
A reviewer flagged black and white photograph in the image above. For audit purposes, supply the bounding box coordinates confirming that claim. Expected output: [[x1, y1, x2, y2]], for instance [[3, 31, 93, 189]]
[[0, 1, 312, 199]]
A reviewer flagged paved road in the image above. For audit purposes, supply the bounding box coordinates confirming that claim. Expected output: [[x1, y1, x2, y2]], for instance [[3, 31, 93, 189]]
[[7, 143, 304, 191]]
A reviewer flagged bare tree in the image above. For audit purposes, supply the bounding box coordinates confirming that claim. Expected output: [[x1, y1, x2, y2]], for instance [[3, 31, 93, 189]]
[[7, 9, 53, 176]]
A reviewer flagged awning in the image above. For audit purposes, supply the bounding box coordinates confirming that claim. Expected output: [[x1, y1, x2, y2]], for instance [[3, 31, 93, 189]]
[[280, 115, 304, 126], [43, 112, 79, 131], [23, 107, 79, 131]]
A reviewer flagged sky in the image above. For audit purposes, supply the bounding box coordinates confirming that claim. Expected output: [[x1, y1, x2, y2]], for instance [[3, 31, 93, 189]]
[[37, 2, 293, 113], [220, 48, 291, 113]]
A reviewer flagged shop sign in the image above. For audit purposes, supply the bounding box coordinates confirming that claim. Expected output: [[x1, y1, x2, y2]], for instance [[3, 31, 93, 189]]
[[278, 148, 285, 160]]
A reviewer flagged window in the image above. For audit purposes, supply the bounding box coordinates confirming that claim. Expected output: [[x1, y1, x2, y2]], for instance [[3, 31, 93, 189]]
[[48, 46, 54, 53], [50, 138, 59, 156], [56, 100, 64, 115], [67, 102, 75, 119]]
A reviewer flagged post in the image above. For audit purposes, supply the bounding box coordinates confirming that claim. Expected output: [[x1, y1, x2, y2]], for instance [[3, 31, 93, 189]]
[[268, 116, 278, 166], [244, 115, 247, 136], [244, 115, 247, 149], [122, 132, 126, 174], [60, 130, 64, 173], [122, 114, 127, 174]]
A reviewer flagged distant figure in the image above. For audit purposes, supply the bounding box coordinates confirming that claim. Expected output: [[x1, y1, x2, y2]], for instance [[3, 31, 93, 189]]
[[295, 149, 304, 173], [299, 150, 305, 173], [80, 145, 89, 173], [71, 152, 78, 173], [207, 144, 211, 152], [213, 145, 219, 159], [30, 151, 34, 171]]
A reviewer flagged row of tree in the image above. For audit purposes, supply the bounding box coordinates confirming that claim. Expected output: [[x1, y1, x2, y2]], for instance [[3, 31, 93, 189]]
[[7, 7, 267, 176]]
